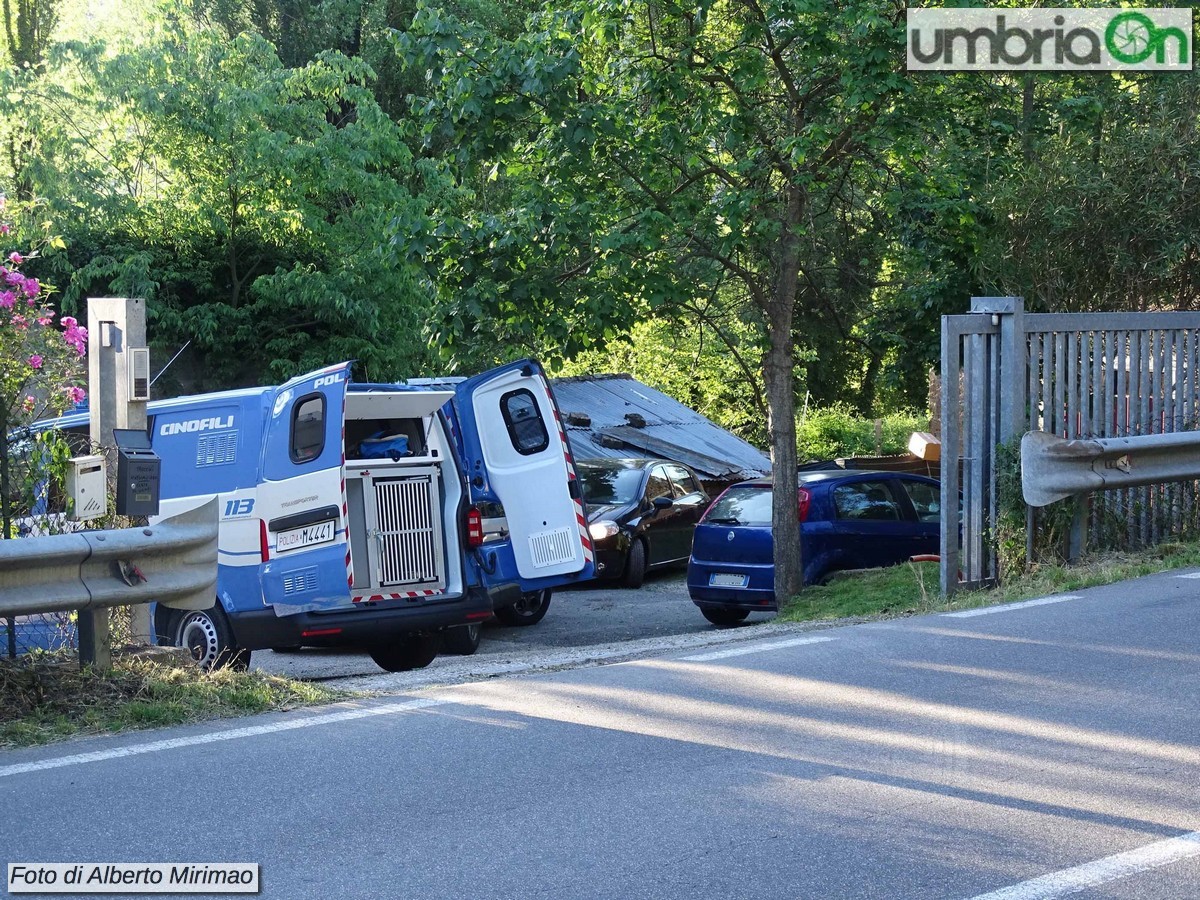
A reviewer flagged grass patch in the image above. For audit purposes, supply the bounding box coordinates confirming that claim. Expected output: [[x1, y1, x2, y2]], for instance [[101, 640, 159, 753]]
[[0, 652, 342, 749], [779, 540, 1200, 624]]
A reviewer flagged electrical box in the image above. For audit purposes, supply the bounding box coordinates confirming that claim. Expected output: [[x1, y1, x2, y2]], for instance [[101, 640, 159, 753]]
[[113, 428, 160, 516], [129, 347, 151, 401], [65, 455, 107, 521]]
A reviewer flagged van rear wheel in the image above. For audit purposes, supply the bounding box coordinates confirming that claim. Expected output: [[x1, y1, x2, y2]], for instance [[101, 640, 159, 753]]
[[176, 604, 251, 671], [443, 623, 482, 655], [494, 589, 551, 627], [700, 606, 750, 627], [368, 633, 442, 672]]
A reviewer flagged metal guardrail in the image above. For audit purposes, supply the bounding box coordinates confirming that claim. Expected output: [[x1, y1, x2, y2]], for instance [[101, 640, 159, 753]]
[[0, 498, 217, 618], [1021, 430, 1200, 508]]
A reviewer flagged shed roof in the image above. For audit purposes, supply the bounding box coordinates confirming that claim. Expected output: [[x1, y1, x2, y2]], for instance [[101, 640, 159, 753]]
[[550, 373, 771, 481]]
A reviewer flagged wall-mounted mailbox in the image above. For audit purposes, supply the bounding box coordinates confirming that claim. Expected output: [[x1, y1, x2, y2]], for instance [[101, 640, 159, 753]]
[[113, 428, 160, 516], [66, 455, 107, 521]]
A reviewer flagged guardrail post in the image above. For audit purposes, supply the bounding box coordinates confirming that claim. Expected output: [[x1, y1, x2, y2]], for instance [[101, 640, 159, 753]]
[[1067, 497, 1088, 563], [78, 609, 111, 670]]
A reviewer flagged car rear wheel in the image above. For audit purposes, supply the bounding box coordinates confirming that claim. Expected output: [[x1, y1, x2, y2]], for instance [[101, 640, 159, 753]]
[[443, 623, 482, 655], [700, 606, 750, 627], [620, 539, 647, 589], [368, 633, 442, 672], [494, 589, 552, 626]]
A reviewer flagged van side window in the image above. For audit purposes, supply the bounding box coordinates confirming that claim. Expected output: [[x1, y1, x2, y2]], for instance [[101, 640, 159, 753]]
[[500, 389, 549, 455], [291, 394, 326, 463]]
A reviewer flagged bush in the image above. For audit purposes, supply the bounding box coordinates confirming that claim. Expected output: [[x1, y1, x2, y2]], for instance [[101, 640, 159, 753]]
[[797, 404, 926, 462]]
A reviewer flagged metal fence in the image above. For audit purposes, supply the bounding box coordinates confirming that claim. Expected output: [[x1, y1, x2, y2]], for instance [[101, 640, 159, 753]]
[[941, 298, 1200, 595], [1, 613, 77, 658]]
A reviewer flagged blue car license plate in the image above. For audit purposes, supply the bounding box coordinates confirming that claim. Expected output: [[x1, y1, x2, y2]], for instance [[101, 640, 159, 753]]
[[710, 573, 748, 588]]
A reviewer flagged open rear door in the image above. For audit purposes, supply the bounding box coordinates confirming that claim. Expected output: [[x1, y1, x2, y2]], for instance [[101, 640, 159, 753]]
[[257, 361, 353, 615], [455, 360, 593, 585]]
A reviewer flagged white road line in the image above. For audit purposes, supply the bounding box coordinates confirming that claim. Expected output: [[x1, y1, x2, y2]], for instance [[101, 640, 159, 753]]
[[966, 830, 1200, 900], [680, 635, 835, 661], [0, 697, 450, 779], [1175, 572, 1200, 579], [943, 595, 1083, 618]]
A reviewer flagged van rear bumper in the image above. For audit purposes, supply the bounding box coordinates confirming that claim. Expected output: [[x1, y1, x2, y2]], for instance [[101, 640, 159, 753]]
[[230, 591, 494, 649]]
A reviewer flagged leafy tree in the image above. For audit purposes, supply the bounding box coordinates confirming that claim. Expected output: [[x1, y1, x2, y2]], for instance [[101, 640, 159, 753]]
[[399, 0, 916, 597], [976, 74, 1200, 312], [9, 19, 443, 389]]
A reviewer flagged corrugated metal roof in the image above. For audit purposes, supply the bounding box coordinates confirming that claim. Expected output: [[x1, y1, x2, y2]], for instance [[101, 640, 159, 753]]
[[551, 374, 771, 480]]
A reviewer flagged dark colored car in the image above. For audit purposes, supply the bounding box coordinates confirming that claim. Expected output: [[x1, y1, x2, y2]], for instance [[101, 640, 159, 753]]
[[579, 458, 710, 588], [687, 470, 940, 625]]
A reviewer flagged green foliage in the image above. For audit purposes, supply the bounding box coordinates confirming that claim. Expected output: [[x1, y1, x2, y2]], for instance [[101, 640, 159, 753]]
[[6, 15, 444, 390], [778, 539, 1200, 623], [779, 561, 942, 622], [796, 405, 926, 462], [993, 438, 1081, 582], [977, 75, 1200, 312]]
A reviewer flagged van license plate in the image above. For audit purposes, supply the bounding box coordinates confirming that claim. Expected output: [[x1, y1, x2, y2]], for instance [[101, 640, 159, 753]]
[[710, 573, 748, 588], [277, 520, 335, 552]]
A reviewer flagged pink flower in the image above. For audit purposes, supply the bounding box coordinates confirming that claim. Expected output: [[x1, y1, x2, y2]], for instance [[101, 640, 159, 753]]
[[5, 270, 23, 285], [22, 277, 38, 297], [0, 224, 10, 235], [8, 251, 22, 264], [63, 321, 87, 356], [12, 314, 26, 329], [22, 395, 35, 413], [65, 386, 86, 405], [28, 353, 42, 369], [37, 314, 52, 325], [0, 291, 12, 309]]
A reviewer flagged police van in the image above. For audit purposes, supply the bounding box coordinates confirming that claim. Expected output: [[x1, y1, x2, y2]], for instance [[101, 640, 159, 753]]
[[41, 359, 594, 671]]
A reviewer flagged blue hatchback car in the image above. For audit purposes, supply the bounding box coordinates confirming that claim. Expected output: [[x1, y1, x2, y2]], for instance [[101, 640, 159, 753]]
[[687, 470, 940, 625]]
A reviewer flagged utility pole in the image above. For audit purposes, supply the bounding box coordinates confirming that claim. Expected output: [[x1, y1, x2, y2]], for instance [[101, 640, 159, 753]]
[[82, 298, 151, 667]]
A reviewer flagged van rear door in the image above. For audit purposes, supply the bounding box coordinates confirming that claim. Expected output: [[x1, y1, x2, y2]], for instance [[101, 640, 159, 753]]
[[257, 362, 352, 615], [454, 360, 594, 586]]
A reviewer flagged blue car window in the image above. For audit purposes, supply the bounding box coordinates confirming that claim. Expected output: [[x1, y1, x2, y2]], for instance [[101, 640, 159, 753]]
[[834, 481, 902, 521], [901, 481, 941, 523], [702, 486, 772, 525]]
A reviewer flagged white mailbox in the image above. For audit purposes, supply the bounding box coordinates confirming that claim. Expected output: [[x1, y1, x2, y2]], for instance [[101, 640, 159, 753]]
[[66, 454, 107, 521]]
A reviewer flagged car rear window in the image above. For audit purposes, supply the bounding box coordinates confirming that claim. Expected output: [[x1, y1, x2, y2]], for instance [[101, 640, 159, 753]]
[[702, 486, 772, 525]]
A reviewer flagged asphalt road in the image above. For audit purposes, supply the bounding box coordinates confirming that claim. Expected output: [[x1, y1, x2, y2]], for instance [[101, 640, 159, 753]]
[[3, 569, 1199, 899], [255, 570, 777, 686]]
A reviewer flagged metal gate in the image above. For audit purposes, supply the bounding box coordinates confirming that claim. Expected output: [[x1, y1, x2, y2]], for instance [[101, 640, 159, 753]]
[[941, 298, 1200, 595]]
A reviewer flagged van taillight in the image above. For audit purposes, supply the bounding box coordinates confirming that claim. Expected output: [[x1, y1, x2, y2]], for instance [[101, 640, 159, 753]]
[[797, 488, 811, 523], [467, 506, 484, 548], [260, 519, 269, 562]]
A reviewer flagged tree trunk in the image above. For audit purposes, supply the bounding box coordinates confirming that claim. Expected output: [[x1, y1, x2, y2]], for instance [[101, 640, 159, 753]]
[[765, 308, 802, 601], [766, 184, 804, 601]]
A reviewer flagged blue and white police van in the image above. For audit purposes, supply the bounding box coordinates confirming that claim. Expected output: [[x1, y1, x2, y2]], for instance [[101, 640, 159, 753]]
[[39, 359, 594, 671]]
